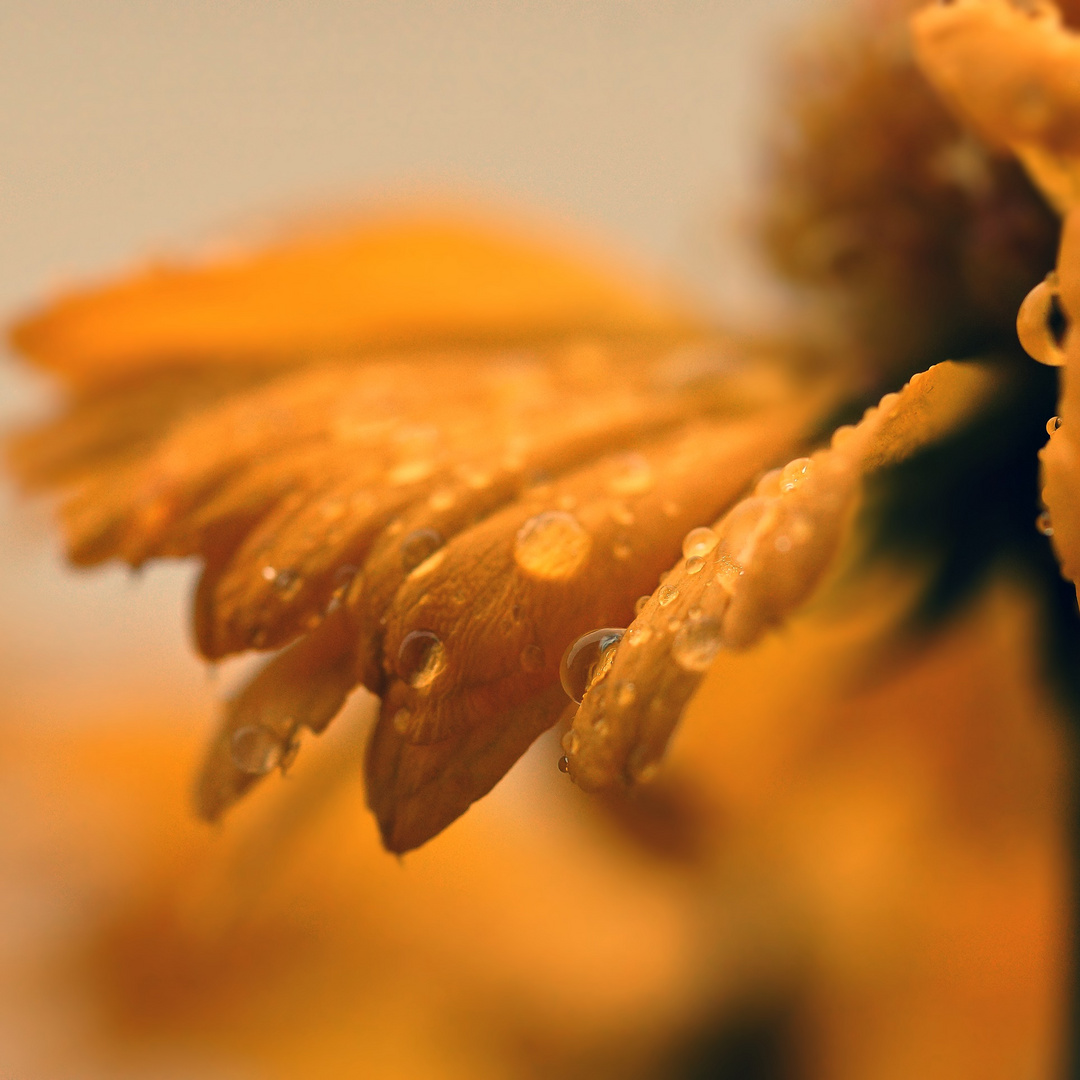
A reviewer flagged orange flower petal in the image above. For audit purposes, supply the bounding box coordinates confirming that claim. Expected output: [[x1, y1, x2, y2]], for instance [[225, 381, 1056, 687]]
[[565, 359, 1007, 792], [10, 212, 700, 387], [364, 398, 825, 850], [912, 0, 1080, 211]]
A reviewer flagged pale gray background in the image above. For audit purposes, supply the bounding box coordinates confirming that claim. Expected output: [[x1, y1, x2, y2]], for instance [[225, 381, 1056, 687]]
[[0, 0, 830, 718]]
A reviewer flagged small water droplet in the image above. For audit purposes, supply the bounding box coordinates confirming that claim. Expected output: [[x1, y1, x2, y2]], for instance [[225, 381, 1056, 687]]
[[560, 627, 625, 703], [558, 755, 570, 774], [514, 510, 591, 580], [609, 452, 654, 495], [688, 605, 702, 621], [626, 625, 653, 648], [400, 527, 444, 572], [832, 426, 857, 453], [612, 539, 632, 560], [610, 501, 635, 526], [230, 725, 282, 775], [270, 568, 301, 598], [1036, 510, 1054, 537], [261, 565, 277, 582], [397, 630, 445, 688], [774, 534, 792, 553], [520, 643, 545, 673], [657, 584, 679, 606], [682, 526, 719, 558], [392, 707, 413, 735], [389, 459, 434, 486], [672, 618, 723, 671], [634, 595, 650, 615], [428, 489, 456, 512], [780, 457, 813, 493], [616, 681, 637, 707], [1018, 271, 1067, 366], [1047, 415, 1062, 436], [685, 555, 705, 574]]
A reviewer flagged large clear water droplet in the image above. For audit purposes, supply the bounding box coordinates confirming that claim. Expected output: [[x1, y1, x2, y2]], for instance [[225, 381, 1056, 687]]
[[514, 510, 591, 580], [682, 526, 719, 558], [397, 630, 445, 688], [1018, 271, 1067, 366], [230, 725, 282, 775], [560, 627, 625, 703], [779, 458, 813, 493], [400, 527, 444, 571]]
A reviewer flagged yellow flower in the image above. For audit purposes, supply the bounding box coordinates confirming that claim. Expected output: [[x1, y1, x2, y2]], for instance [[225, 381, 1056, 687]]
[[7, 1, 1080, 1074]]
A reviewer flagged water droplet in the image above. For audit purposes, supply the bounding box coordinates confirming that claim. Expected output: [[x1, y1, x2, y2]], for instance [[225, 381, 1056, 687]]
[[672, 618, 723, 671], [520, 643, 545, 673], [625, 626, 653, 648], [612, 540, 632, 560], [456, 464, 493, 489], [261, 565, 277, 582], [400, 527, 444, 572], [230, 725, 282, 775], [634, 595, 650, 615], [558, 755, 570, 774], [831, 425, 857, 450], [780, 458, 813, 493], [428, 489, 456, 511], [1017, 271, 1067, 366], [682, 526, 719, 558], [714, 497, 771, 590], [1036, 510, 1054, 537], [560, 627, 625, 703], [657, 584, 679, 607], [410, 549, 445, 578], [609, 452, 654, 495], [666, 616, 683, 633], [1047, 415, 1062, 436], [514, 511, 591, 580], [610, 501, 635, 526], [754, 469, 782, 497], [688, 605, 702, 621], [616, 681, 637, 707], [270, 568, 301, 598], [392, 707, 413, 735], [397, 630, 445, 688], [389, 459, 434, 486], [774, 534, 792, 553], [685, 555, 705, 575], [279, 734, 301, 773]]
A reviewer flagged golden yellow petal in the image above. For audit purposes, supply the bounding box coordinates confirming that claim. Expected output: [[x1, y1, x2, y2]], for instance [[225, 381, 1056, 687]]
[[566, 359, 1007, 791], [9, 212, 701, 387], [912, 0, 1080, 211]]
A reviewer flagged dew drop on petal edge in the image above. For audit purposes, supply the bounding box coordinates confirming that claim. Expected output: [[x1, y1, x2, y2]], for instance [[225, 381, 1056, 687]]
[[230, 725, 282, 775], [397, 630, 446, 688], [672, 618, 724, 672], [400, 527, 444, 572], [560, 627, 626, 703], [1036, 510, 1054, 537], [558, 755, 570, 774], [658, 584, 679, 606], [682, 526, 719, 558]]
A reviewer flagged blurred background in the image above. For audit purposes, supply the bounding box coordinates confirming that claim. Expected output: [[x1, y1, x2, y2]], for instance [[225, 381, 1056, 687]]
[[4, 2, 1068, 1079]]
